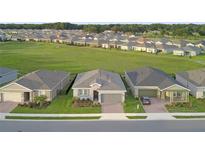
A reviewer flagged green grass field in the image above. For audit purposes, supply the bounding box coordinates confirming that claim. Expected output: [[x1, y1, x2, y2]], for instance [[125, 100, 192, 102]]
[[1, 41, 205, 113], [5, 116, 101, 120], [0, 41, 205, 76]]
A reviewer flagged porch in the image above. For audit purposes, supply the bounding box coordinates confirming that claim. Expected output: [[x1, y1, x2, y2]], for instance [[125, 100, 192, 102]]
[[161, 90, 189, 103]]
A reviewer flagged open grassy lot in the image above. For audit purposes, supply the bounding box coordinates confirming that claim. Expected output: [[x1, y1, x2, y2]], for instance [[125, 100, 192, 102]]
[[0, 41, 204, 76], [11, 90, 101, 114], [166, 97, 205, 112]]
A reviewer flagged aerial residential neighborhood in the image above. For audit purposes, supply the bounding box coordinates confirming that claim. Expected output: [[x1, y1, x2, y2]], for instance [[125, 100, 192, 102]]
[[1, 22, 205, 131], [0, 29, 205, 56]]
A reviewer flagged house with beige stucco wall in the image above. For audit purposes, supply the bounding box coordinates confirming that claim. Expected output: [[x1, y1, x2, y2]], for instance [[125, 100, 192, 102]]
[[72, 69, 126, 104], [125, 67, 190, 103], [0, 70, 69, 103]]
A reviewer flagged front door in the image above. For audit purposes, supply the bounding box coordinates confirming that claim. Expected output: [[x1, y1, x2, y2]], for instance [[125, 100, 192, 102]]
[[93, 90, 99, 101], [24, 92, 30, 102]]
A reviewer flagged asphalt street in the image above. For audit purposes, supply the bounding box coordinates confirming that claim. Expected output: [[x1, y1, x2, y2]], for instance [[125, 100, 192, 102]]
[[1, 120, 205, 132]]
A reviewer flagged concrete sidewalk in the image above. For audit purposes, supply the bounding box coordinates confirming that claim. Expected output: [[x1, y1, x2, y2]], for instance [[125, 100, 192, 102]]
[[146, 113, 175, 120], [100, 113, 128, 120]]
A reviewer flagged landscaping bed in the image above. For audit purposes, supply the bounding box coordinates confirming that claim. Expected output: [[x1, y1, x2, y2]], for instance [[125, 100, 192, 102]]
[[166, 97, 205, 112]]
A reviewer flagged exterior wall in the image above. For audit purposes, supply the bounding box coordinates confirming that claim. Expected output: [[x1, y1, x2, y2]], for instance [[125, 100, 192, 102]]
[[132, 46, 146, 52], [176, 74, 204, 98], [173, 50, 184, 56], [0, 71, 17, 85], [121, 45, 129, 50], [73, 88, 92, 100], [102, 44, 109, 48], [146, 48, 157, 53]]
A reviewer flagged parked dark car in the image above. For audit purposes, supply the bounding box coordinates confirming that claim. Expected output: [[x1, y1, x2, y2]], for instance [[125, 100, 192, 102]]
[[140, 96, 151, 105]]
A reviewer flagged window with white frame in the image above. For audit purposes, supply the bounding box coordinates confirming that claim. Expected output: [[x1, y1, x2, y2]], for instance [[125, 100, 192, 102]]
[[78, 89, 89, 96], [84, 89, 89, 95], [173, 91, 182, 97], [78, 89, 83, 96]]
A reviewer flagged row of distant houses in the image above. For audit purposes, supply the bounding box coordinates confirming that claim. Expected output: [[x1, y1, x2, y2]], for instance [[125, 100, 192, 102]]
[[1, 29, 205, 56], [1, 67, 205, 106]]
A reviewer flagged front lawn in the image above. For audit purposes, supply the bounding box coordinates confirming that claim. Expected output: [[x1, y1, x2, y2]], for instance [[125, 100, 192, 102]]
[[5, 116, 101, 120], [127, 116, 147, 119], [11, 90, 101, 114], [122, 76, 144, 113], [166, 96, 205, 112]]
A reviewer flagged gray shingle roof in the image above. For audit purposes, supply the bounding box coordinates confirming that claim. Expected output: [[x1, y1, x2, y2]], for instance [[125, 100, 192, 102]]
[[177, 69, 205, 86], [72, 69, 126, 91], [16, 70, 69, 90], [0, 67, 17, 76], [126, 67, 181, 90]]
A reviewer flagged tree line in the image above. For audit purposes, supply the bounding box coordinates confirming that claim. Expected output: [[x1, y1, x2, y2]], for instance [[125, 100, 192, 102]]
[[0, 22, 205, 37]]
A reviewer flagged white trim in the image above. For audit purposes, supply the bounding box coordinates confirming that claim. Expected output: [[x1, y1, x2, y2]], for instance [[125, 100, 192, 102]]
[[0, 82, 32, 91], [160, 84, 190, 91], [89, 83, 102, 87]]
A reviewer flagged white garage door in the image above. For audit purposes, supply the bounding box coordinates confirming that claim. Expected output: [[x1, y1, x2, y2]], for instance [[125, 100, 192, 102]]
[[3, 92, 22, 102], [101, 94, 122, 104]]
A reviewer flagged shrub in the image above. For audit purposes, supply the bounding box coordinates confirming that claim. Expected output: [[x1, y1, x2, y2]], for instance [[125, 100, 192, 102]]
[[34, 95, 48, 108]]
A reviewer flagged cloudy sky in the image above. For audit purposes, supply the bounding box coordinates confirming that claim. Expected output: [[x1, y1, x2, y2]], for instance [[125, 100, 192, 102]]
[[0, 0, 204, 23]]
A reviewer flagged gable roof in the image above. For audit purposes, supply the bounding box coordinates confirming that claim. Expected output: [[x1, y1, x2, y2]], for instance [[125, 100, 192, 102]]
[[72, 69, 126, 91], [126, 67, 184, 90], [177, 68, 205, 86], [15, 70, 69, 90], [0, 67, 17, 76]]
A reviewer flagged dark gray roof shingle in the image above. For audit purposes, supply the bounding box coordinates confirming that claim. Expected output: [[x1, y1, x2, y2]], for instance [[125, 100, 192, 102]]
[[73, 69, 126, 91], [126, 67, 181, 90], [177, 69, 205, 86], [16, 70, 69, 90]]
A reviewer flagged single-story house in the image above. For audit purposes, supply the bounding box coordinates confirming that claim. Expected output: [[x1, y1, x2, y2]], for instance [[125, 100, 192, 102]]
[[173, 46, 202, 56], [156, 44, 178, 53], [145, 43, 157, 53], [195, 40, 205, 49], [0, 67, 17, 85], [0, 70, 69, 103], [132, 42, 147, 52], [72, 69, 126, 103], [125, 67, 190, 103], [176, 69, 205, 98]]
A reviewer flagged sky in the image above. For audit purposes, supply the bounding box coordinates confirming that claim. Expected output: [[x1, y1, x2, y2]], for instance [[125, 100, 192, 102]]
[[0, 0, 205, 23]]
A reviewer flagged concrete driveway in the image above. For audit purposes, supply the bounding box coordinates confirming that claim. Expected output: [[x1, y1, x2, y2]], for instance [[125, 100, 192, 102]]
[[0, 102, 18, 113], [143, 98, 168, 113], [101, 102, 124, 113]]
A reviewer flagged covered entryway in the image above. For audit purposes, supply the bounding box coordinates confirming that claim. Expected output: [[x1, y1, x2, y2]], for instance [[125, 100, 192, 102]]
[[101, 94, 122, 104], [138, 89, 158, 97]]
